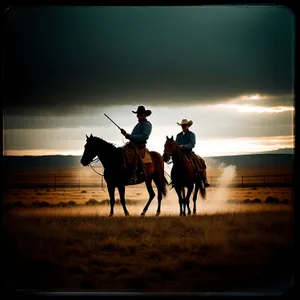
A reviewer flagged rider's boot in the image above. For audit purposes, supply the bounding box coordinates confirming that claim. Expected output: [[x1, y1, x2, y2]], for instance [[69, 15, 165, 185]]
[[203, 179, 210, 188], [201, 168, 210, 188]]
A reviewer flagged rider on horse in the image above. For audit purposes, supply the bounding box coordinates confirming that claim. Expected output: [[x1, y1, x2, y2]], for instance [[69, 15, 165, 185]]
[[175, 118, 210, 188], [120, 105, 152, 184]]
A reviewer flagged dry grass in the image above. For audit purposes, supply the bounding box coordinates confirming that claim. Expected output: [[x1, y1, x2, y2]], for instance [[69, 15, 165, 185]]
[[2, 166, 295, 294], [3, 206, 294, 293]]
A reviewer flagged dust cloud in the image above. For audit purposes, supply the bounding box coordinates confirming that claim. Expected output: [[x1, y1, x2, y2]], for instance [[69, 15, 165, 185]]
[[209, 160, 237, 202], [196, 159, 238, 214]]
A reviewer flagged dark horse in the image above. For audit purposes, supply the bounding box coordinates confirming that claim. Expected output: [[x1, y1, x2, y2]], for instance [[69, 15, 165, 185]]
[[80, 134, 168, 216], [162, 136, 206, 216]]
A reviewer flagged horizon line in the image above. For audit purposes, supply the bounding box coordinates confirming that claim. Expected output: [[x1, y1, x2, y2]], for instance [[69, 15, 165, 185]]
[[2, 152, 294, 158]]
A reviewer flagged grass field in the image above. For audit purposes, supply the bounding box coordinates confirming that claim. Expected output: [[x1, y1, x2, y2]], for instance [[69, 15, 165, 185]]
[[2, 166, 295, 294], [3, 208, 294, 294]]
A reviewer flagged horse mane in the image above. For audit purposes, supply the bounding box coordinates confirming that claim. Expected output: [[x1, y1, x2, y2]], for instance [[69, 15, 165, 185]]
[[93, 136, 119, 149], [90, 136, 124, 166]]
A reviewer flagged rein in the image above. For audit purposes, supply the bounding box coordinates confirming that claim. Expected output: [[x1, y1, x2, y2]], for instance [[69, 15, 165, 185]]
[[88, 157, 106, 192]]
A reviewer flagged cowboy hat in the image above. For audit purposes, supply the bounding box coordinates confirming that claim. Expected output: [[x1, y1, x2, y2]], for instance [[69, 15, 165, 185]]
[[132, 105, 152, 116], [177, 119, 193, 127]]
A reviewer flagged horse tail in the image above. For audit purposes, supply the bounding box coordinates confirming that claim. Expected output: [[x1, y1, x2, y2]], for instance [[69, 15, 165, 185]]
[[150, 151, 168, 198], [199, 181, 206, 200]]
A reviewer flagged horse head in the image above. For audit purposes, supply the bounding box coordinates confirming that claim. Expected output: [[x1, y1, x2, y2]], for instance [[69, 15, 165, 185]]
[[162, 135, 178, 163], [80, 134, 98, 166]]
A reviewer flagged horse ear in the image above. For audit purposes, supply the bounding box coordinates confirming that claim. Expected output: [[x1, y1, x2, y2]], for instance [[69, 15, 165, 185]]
[[90, 134, 93, 138], [166, 135, 169, 140], [86, 134, 89, 140], [171, 135, 174, 140]]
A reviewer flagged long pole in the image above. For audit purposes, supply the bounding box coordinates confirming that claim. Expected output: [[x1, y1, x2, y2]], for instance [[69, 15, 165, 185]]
[[104, 114, 121, 130]]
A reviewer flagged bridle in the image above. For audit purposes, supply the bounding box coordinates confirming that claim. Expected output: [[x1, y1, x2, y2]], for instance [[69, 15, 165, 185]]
[[88, 157, 103, 176], [83, 141, 106, 191], [164, 140, 180, 164]]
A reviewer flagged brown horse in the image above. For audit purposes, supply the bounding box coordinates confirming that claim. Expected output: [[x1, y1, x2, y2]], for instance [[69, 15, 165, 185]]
[[80, 134, 168, 216], [162, 136, 206, 216]]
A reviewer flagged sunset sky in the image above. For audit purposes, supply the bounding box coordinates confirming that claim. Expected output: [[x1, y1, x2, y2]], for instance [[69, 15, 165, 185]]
[[3, 5, 295, 157]]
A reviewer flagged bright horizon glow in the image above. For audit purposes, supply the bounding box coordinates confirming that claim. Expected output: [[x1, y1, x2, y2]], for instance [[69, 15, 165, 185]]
[[3, 135, 294, 157], [236, 105, 294, 113], [3, 100, 293, 157], [2, 149, 84, 156], [217, 103, 294, 113], [240, 93, 268, 101], [195, 135, 294, 156]]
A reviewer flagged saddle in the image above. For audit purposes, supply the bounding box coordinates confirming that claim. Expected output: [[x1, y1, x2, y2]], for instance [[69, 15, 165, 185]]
[[183, 151, 206, 172], [122, 142, 152, 171], [138, 148, 153, 164]]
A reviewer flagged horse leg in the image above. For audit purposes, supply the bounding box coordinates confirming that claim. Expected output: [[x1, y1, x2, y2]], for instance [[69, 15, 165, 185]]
[[118, 185, 130, 216], [153, 176, 163, 216], [182, 187, 187, 216], [141, 179, 156, 216], [186, 185, 193, 215], [192, 183, 199, 214], [175, 185, 184, 216], [108, 184, 116, 217]]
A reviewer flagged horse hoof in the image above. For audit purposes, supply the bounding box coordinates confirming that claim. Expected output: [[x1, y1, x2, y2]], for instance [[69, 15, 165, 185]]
[[188, 211, 191, 215], [109, 213, 113, 217], [155, 212, 160, 216], [125, 212, 130, 217], [140, 211, 146, 216], [193, 211, 196, 215]]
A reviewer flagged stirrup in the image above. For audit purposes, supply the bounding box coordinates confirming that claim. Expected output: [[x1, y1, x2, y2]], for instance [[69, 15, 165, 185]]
[[128, 175, 137, 184]]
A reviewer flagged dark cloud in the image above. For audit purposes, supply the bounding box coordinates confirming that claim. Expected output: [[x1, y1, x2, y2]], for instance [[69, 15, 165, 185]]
[[3, 5, 294, 116]]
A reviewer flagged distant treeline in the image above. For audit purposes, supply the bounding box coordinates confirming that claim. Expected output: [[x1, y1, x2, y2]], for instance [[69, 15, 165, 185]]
[[3, 153, 294, 172], [3, 155, 83, 171]]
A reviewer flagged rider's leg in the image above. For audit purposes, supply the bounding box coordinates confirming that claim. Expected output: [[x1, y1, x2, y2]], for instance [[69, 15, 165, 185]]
[[193, 154, 210, 188], [190, 154, 201, 176], [128, 149, 138, 184]]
